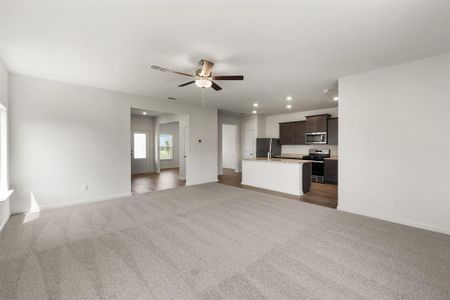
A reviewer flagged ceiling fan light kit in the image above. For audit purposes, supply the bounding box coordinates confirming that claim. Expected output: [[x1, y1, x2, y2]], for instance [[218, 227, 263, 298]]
[[150, 59, 244, 92], [195, 78, 212, 88]]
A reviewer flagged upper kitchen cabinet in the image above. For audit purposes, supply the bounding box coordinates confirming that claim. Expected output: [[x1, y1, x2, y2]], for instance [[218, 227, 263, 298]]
[[279, 115, 337, 145], [292, 121, 306, 145], [279, 122, 293, 145], [328, 117, 338, 145], [305, 114, 330, 133]]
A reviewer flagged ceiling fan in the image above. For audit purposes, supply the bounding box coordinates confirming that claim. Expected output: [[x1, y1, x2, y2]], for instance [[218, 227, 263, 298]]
[[150, 59, 244, 91]]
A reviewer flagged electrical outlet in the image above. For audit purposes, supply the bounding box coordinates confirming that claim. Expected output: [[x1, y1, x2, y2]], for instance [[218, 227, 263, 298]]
[[82, 184, 89, 191]]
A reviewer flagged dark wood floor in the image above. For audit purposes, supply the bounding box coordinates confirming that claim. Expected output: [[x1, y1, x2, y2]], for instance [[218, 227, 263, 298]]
[[218, 168, 338, 209], [131, 168, 185, 194], [132, 167, 338, 209]]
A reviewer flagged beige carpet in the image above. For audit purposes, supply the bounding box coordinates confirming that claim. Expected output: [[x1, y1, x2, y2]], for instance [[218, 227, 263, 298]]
[[1, 183, 449, 299]]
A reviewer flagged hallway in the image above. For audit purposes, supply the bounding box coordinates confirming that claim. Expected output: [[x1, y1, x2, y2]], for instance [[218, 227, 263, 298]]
[[131, 168, 185, 194]]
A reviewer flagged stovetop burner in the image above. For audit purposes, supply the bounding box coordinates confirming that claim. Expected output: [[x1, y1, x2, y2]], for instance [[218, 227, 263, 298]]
[[302, 148, 330, 161]]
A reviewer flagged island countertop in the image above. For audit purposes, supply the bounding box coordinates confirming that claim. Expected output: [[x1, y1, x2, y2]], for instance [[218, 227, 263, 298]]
[[243, 157, 314, 164], [242, 158, 312, 195]]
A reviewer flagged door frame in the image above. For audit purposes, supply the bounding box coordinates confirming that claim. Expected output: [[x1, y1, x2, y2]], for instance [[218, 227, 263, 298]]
[[131, 130, 150, 175], [221, 124, 239, 172], [243, 130, 255, 160]]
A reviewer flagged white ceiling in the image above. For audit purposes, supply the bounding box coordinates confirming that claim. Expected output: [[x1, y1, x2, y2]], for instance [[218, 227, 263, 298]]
[[130, 108, 164, 117], [1, 0, 450, 115]]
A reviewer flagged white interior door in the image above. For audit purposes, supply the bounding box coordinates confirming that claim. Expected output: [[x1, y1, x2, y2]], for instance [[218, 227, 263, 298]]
[[222, 124, 237, 169], [131, 130, 149, 174], [244, 130, 255, 159]]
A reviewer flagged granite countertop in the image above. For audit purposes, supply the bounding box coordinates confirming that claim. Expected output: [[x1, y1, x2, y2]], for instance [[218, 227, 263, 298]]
[[243, 157, 313, 164], [274, 153, 339, 160], [273, 154, 306, 159]]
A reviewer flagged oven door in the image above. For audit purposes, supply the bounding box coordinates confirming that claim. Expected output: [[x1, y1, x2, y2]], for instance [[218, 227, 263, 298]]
[[305, 132, 327, 144], [311, 161, 325, 183], [311, 161, 324, 176]]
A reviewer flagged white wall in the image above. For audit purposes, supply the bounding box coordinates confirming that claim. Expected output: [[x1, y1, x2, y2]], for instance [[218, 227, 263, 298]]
[[131, 114, 155, 174], [9, 74, 217, 213], [339, 52, 450, 234], [218, 112, 241, 174], [0, 59, 9, 231], [264, 107, 339, 156], [159, 122, 179, 169], [222, 124, 237, 169], [240, 115, 258, 161], [239, 114, 267, 161], [187, 110, 217, 184], [256, 115, 266, 138]]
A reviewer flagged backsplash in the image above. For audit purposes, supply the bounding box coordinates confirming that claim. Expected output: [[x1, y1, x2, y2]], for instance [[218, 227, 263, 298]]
[[281, 144, 338, 156]]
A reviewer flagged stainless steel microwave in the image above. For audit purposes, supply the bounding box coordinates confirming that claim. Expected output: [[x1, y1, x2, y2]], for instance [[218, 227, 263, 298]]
[[305, 132, 327, 144]]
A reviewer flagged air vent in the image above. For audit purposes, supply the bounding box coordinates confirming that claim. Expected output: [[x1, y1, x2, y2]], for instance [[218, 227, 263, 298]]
[[168, 97, 177, 101]]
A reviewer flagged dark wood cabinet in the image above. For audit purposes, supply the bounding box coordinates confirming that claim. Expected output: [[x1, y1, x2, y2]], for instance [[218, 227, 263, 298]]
[[279, 122, 293, 145], [292, 121, 306, 145], [327, 118, 338, 145], [306, 114, 330, 133], [302, 162, 312, 193], [305, 117, 316, 133], [279, 115, 336, 145], [324, 159, 338, 184]]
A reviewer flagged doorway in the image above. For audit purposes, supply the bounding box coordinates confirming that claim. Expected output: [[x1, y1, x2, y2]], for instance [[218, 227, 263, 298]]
[[130, 108, 186, 194], [221, 124, 239, 173], [158, 121, 180, 171], [243, 130, 255, 159]]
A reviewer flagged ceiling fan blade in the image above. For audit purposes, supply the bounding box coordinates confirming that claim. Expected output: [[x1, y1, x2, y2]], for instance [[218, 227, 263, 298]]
[[200, 60, 214, 76], [178, 81, 195, 87], [212, 75, 244, 80], [211, 81, 222, 91], [150, 65, 194, 77]]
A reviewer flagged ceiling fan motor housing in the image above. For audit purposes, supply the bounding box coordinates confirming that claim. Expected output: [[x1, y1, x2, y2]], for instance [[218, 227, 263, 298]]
[[199, 59, 214, 77], [195, 69, 206, 78]]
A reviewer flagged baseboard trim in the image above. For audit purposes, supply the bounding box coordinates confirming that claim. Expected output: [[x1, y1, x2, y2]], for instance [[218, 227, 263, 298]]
[[185, 178, 218, 186], [0, 214, 10, 233], [37, 192, 133, 211], [337, 205, 450, 235], [0, 191, 13, 233]]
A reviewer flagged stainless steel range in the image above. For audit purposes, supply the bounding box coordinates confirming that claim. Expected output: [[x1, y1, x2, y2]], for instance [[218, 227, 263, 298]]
[[302, 149, 330, 183]]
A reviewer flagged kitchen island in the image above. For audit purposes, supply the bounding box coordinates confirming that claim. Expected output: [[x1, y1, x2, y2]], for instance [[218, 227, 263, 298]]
[[242, 158, 312, 196]]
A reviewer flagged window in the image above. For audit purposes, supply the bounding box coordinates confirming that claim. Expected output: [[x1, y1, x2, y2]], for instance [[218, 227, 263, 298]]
[[159, 134, 173, 160], [133, 132, 147, 159]]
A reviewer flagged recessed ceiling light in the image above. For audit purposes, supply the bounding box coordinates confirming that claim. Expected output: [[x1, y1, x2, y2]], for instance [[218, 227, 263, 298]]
[[286, 96, 293, 101], [286, 104, 292, 109], [142, 111, 148, 115], [252, 110, 257, 114], [253, 103, 259, 107], [333, 96, 339, 101]]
